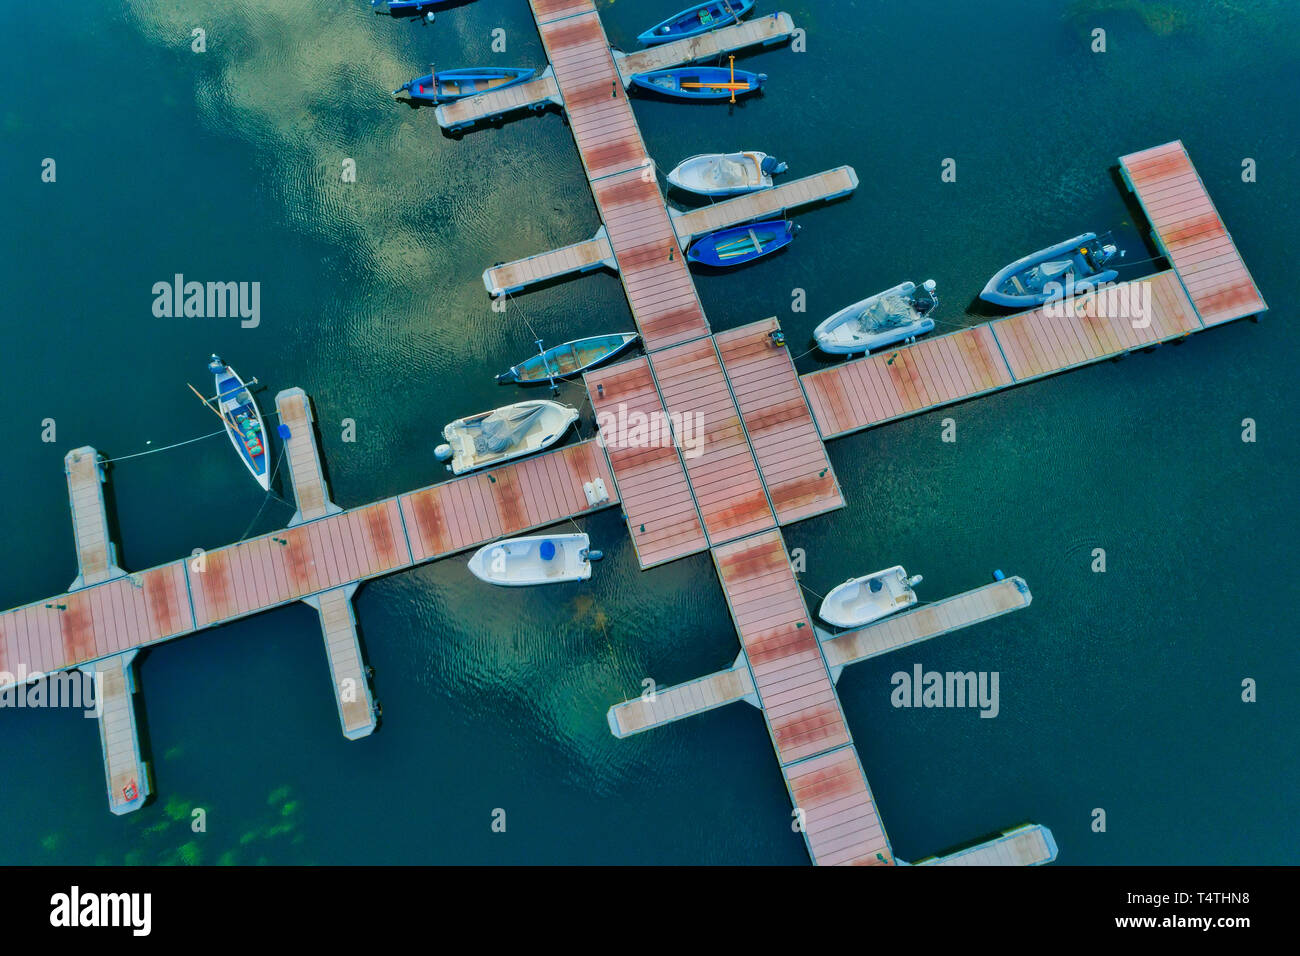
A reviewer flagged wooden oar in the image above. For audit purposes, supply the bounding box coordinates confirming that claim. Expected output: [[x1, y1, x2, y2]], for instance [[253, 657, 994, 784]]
[[680, 56, 747, 103], [188, 382, 241, 434]]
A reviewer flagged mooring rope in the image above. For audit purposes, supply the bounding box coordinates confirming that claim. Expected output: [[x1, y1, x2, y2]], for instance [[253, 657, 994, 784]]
[[100, 427, 227, 463]]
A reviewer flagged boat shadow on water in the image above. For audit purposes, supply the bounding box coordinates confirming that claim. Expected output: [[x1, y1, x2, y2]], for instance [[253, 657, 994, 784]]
[[439, 103, 564, 140]]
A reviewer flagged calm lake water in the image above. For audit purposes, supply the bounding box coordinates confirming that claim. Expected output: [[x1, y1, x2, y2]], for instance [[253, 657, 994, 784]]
[[0, 0, 1296, 864]]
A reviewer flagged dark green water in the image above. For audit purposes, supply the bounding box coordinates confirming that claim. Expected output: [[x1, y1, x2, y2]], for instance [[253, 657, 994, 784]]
[[0, 0, 1296, 864]]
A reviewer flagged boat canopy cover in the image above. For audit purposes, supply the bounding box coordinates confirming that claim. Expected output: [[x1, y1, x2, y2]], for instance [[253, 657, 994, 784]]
[[857, 293, 915, 332], [473, 404, 546, 454], [711, 156, 751, 185]]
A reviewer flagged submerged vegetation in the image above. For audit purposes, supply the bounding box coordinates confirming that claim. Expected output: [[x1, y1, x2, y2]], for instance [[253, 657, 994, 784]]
[[1066, 0, 1190, 35]]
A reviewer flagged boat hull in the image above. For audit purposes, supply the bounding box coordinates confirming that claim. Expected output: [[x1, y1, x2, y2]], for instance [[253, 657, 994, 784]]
[[210, 359, 270, 491], [498, 333, 638, 384], [399, 67, 534, 104], [980, 232, 1119, 308], [666, 152, 775, 197], [467, 534, 593, 586], [814, 282, 936, 355], [818, 566, 918, 629], [442, 399, 578, 474], [687, 219, 794, 268], [636, 0, 756, 45], [629, 67, 765, 101]]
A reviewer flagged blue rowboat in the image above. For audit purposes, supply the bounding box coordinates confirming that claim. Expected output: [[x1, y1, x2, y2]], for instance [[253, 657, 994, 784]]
[[687, 220, 795, 268], [629, 66, 765, 100], [636, 0, 756, 45], [206, 354, 270, 491], [496, 333, 639, 385], [393, 67, 534, 104], [980, 232, 1121, 308]]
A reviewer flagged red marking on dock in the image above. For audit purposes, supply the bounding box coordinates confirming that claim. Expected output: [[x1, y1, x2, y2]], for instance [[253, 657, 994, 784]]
[[649, 339, 775, 544], [714, 319, 843, 524], [1121, 141, 1266, 326], [59, 592, 96, 666], [785, 748, 894, 866], [585, 358, 708, 568]]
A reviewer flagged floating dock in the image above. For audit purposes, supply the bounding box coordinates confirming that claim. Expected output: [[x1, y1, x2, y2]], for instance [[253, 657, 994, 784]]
[[0, 0, 1266, 871]]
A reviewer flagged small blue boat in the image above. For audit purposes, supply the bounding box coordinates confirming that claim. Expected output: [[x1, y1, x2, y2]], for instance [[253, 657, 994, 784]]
[[629, 66, 765, 101], [687, 220, 795, 268], [203, 355, 270, 491], [980, 232, 1120, 308], [637, 0, 756, 45], [372, 0, 464, 12], [393, 67, 535, 104]]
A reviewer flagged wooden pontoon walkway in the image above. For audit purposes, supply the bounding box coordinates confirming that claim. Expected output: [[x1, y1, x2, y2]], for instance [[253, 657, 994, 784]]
[[1120, 141, 1266, 326], [713, 531, 891, 865], [909, 823, 1059, 866], [65, 448, 124, 590], [483, 169, 859, 296]]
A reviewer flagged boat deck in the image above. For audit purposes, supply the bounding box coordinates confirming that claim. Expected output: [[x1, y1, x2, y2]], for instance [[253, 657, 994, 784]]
[[612, 12, 795, 84], [65, 448, 123, 589], [1120, 141, 1266, 326], [276, 388, 341, 525], [585, 358, 708, 569], [669, 167, 859, 244], [715, 319, 842, 524]]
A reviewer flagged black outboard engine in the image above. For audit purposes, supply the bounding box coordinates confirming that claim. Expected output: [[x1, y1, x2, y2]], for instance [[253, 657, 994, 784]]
[[911, 279, 939, 315]]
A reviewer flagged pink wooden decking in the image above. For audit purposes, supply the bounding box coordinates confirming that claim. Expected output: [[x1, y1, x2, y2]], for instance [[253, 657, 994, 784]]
[[585, 358, 708, 568], [714, 318, 843, 524], [0, 441, 618, 681], [802, 324, 1014, 439], [990, 270, 1199, 380], [784, 747, 894, 866], [1121, 141, 1266, 326], [531, 0, 709, 351], [399, 439, 616, 562], [712, 531, 850, 764], [650, 340, 776, 545]]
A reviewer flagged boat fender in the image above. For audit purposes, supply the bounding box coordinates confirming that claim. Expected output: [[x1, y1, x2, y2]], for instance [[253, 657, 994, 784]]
[[992, 569, 1005, 581], [434, 443, 452, 461]]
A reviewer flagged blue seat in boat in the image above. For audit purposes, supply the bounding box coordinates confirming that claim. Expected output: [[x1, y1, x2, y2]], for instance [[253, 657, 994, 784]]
[[539, 540, 556, 561]]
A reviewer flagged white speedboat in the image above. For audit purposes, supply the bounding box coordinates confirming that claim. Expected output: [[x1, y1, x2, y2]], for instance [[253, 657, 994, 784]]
[[666, 151, 787, 197], [814, 281, 938, 355], [466, 533, 601, 586], [435, 399, 578, 475], [818, 566, 923, 628]]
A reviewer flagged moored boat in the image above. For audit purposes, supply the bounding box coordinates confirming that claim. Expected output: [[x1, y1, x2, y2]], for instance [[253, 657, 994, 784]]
[[393, 67, 535, 104], [435, 399, 578, 474], [636, 0, 756, 45], [818, 567, 923, 629], [496, 333, 639, 385], [206, 354, 270, 491], [686, 219, 795, 268], [666, 151, 786, 197], [467, 533, 602, 586], [629, 66, 765, 100], [814, 281, 938, 355], [980, 232, 1120, 308]]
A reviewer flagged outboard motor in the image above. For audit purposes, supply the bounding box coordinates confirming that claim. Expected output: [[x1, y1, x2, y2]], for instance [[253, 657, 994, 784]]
[[912, 279, 938, 315], [434, 443, 452, 461], [207, 354, 224, 375], [760, 156, 789, 176], [579, 548, 604, 562]]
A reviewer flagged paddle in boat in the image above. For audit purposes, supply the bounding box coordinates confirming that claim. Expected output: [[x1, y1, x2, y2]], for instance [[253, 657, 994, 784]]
[[496, 333, 638, 386], [636, 0, 756, 45], [393, 67, 535, 104], [814, 281, 939, 355], [818, 567, 924, 629], [435, 399, 578, 475], [687, 219, 795, 268], [666, 151, 786, 197], [629, 65, 765, 101], [467, 533, 603, 587], [192, 355, 270, 491], [980, 232, 1121, 308]]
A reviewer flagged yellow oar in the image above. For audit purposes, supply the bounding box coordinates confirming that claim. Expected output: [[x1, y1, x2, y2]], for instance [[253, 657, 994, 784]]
[[679, 55, 746, 103], [188, 382, 241, 434]]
